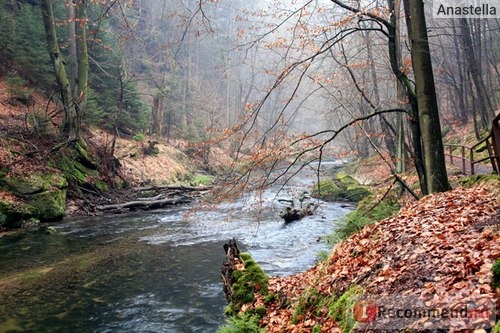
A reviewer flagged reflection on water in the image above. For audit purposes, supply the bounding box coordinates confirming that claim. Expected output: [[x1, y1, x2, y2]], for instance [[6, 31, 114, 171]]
[[0, 164, 351, 332]]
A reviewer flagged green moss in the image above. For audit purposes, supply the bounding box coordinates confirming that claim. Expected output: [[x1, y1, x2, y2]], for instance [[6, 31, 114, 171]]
[[326, 195, 399, 245], [245, 306, 267, 318], [335, 173, 359, 187], [53, 147, 108, 196], [315, 250, 330, 263], [264, 293, 277, 303], [217, 312, 264, 333], [292, 287, 321, 324], [328, 286, 363, 333], [0, 173, 67, 196], [492, 259, 500, 289], [227, 252, 269, 316], [56, 156, 86, 183], [222, 278, 268, 332], [459, 174, 500, 188], [287, 286, 364, 332], [0, 199, 37, 228], [93, 179, 108, 192], [132, 133, 145, 142], [311, 173, 371, 203], [29, 188, 66, 221], [74, 140, 98, 170], [45, 174, 68, 189], [493, 320, 500, 333], [356, 195, 400, 221], [326, 211, 372, 245], [190, 173, 214, 186], [0, 172, 67, 224], [345, 186, 372, 202], [311, 179, 342, 201]]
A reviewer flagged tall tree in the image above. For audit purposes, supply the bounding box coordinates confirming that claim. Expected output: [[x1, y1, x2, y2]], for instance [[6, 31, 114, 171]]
[[41, 0, 78, 139], [40, 0, 89, 140], [459, 18, 496, 128], [402, 0, 451, 193], [327, 0, 450, 194]]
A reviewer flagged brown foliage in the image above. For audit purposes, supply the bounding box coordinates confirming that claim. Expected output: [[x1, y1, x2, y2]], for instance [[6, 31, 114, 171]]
[[242, 184, 499, 331]]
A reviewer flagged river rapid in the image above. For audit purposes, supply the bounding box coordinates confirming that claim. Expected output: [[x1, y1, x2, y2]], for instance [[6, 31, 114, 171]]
[[0, 162, 351, 332]]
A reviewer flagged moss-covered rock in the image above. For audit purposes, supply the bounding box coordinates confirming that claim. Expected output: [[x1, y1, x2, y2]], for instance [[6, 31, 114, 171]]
[[0, 173, 67, 195], [0, 199, 37, 228], [28, 188, 66, 221], [344, 185, 372, 202], [0, 172, 68, 226], [311, 174, 372, 203], [311, 179, 343, 201], [51, 143, 111, 197], [335, 173, 359, 187]]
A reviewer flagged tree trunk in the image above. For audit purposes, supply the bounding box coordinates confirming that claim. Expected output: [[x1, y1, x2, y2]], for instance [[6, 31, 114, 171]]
[[403, 0, 451, 194], [278, 191, 314, 223], [394, 0, 406, 195], [459, 18, 496, 128], [67, 0, 78, 99], [386, 0, 428, 195], [364, 29, 396, 157], [41, 0, 79, 140], [75, 0, 89, 126], [151, 94, 165, 135], [221, 238, 241, 302]]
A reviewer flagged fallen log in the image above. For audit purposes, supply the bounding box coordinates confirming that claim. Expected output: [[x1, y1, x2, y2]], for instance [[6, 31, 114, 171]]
[[135, 185, 212, 192], [134, 194, 164, 201], [278, 190, 315, 223], [96, 196, 191, 211]]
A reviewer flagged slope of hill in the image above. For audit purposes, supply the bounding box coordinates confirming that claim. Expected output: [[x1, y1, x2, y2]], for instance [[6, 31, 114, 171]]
[[0, 77, 213, 228]]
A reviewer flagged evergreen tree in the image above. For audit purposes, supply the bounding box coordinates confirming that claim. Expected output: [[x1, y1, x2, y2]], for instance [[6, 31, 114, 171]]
[[86, 11, 148, 133]]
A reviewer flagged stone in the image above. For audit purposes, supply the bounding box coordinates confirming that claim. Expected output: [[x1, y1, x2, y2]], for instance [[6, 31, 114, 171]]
[[28, 188, 66, 221], [0, 172, 68, 226], [0, 199, 37, 228]]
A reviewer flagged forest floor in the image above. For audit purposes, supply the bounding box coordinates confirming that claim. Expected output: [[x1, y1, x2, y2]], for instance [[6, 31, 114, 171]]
[[240, 180, 500, 332]]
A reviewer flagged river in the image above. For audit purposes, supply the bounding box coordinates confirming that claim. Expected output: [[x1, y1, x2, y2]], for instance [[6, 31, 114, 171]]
[[0, 162, 351, 332]]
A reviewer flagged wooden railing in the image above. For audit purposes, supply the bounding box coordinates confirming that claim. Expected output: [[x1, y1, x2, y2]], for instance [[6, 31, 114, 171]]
[[443, 113, 500, 175]]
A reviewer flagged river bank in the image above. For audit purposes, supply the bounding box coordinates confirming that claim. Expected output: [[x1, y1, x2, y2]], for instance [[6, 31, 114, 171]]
[[219, 178, 500, 332]]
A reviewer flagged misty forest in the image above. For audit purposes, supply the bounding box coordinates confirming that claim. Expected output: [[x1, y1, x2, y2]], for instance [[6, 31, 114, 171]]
[[0, 0, 499, 332]]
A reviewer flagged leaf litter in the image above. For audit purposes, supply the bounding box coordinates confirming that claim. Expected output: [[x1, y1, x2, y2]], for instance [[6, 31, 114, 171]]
[[242, 183, 499, 332]]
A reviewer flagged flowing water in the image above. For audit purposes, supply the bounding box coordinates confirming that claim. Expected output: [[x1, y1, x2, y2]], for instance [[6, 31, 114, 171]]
[[0, 162, 351, 332]]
